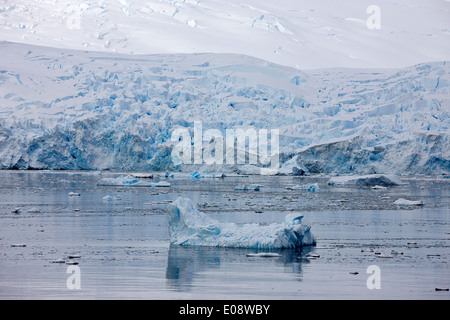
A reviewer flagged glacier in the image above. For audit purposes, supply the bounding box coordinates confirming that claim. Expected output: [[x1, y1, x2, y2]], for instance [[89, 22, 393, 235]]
[[0, 41, 449, 175], [166, 197, 316, 249]]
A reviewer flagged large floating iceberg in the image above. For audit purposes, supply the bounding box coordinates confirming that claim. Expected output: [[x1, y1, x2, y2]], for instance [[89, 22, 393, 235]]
[[166, 197, 316, 249]]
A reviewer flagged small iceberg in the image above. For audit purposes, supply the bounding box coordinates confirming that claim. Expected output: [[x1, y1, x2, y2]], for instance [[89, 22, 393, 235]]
[[327, 174, 404, 186], [286, 183, 319, 192], [371, 185, 387, 190], [97, 175, 170, 187], [190, 171, 225, 180], [394, 198, 424, 206], [234, 184, 262, 191], [246, 252, 281, 258], [166, 197, 316, 249], [102, 195, 117, 201]]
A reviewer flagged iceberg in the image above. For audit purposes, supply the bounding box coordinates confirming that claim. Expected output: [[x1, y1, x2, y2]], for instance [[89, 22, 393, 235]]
[[327, 174, 404, 186], [286, 183, 319, 192], [166, 197, 316, 249], [97, 175, 170, 187], [394, 198, 424, 206]]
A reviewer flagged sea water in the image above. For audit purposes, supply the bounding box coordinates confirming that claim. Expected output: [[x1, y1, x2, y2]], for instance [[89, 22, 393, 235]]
[[0, 171, 448, 299]]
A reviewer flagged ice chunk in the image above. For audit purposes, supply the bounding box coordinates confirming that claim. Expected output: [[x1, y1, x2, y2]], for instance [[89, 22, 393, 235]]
[[166, 197, 316, 249], [286, 183, 319, 192], [371, 185, 387, 190], [249, 184, 262, 191], [234, 185, 248, 191], [27, 208, 41, 213], [190, 171, 225, 180], [97, 175, 139, 186], [102, 195, 116, 201], [327, 174, 404, 186], [394, 198, 424, 206], [68, 192, 81, 197], [97, 175, 170, 187], [51, 258, 65, 263], [234, 184, 261, 191], [150, 181, 171, 187], [246, 252, 281, 257]]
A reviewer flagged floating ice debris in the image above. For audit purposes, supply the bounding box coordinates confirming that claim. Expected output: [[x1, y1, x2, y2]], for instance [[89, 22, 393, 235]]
[[27, 208, 41, 213], [246, 252, 281, 258], [153, 181, 171, 187], [98, 175, 139, 186], [131, 173, 153, 179], [377, 253, 393, 258], [11, 208, 22, 214], [102, 195, 117, 201], [97, 175, 170, 187], [11, 244, 26, 247], [371, 185, 387, 190], [234, 184, 261, 191], [166, 197, 316, 249], [68, 192, 81, 197], [190, 171, 225, 180], [394, 198, 424, 206], [327, 174, 404, 186], [286, 183, 319, 192], [51, 258, 65, 263], [249, 184, 262, 191]]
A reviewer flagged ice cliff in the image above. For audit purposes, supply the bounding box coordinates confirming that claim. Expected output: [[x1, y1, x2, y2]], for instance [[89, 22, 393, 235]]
[[166, 197, 316, 249], [0, 42, 449, 175]]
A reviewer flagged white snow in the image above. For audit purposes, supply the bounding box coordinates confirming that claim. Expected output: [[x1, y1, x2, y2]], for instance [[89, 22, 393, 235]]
[[0, 1, 449, 176], [166, 197, 316, 249], [0, 0, 449, 70]]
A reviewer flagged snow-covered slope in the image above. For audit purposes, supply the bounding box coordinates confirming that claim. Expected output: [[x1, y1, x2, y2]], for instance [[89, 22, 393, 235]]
[[1, 0, 449, 70], [0, 42, 448, 174]]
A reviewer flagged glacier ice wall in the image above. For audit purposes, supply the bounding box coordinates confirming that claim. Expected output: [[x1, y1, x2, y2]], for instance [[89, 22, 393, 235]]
[[167, 197, 316, 249], [0, 42, 449, 174]]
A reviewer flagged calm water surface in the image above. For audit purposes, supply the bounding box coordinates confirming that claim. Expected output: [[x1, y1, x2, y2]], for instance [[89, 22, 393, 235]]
[[0, 171, 448, 299]]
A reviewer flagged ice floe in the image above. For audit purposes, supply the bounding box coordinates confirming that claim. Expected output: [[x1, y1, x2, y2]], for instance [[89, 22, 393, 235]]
[[286, 183, 319, 192], [166, 197, 316, 249], [327, 174, 404, 186], [97, 175, 170, 187], [394, 198, 424, 206]]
